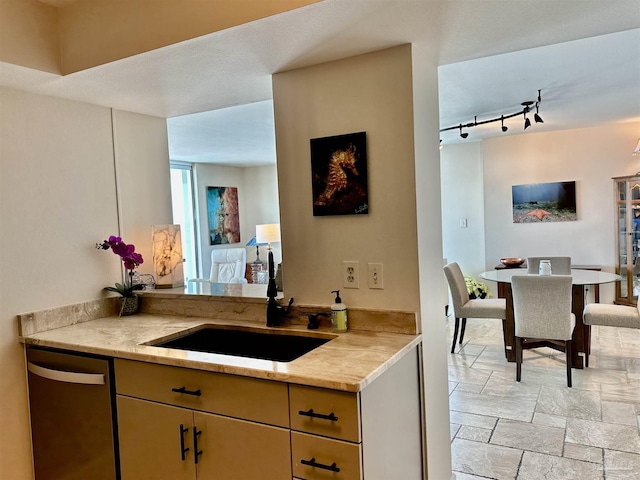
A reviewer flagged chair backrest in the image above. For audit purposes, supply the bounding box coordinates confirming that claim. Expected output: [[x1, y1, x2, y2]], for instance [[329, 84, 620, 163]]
[[444, 262, 469, 316], [209, 248, 246, 283], [511, 275, 573, 340], [526, 256, 572, 275]]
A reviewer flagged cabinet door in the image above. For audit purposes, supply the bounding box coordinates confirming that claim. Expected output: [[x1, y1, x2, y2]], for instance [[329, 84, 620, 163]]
[[195, 411, 291, 480], [117, 396, 196, 480]]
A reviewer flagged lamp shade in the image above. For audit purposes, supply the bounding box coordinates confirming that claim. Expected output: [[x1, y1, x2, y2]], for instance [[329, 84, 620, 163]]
[[256, 223, 281, 244], [152, 224, 184, 288], [633, 138, 640, 156]]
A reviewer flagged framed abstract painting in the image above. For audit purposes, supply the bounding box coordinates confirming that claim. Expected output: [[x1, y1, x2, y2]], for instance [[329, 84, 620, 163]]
[[207, 186, 240, 244]]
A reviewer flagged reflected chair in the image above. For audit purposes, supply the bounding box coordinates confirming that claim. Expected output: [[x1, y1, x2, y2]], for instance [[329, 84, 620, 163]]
[[583, 297, 640, 367], [209, 248, 248, 283], [444, 263, 506, 354], [511, 275, 575, 387], [526, 256, 571, 275]]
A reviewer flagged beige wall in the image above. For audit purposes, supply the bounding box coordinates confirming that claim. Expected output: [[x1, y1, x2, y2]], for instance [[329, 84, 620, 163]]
[[0, 0, 61, 74], [0, 87, 171, 479], [483, 122, 640, 304], [0, 0, 321, 75], [272, 44, 421, 311]]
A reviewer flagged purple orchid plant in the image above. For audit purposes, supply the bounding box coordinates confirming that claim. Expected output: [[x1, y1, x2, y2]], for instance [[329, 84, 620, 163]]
[[97, 235, 144, 298]]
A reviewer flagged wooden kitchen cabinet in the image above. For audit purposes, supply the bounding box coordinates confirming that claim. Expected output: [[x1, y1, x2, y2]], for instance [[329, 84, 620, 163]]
[[114, 345, 422, 480]]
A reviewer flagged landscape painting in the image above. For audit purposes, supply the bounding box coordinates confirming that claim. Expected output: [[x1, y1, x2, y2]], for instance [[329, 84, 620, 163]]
[[310, 131, 368, 216], [512, 181, 577, 223], [207, 186, 240, 244]]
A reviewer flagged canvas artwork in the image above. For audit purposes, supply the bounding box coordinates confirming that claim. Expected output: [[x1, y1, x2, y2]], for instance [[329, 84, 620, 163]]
[[512, 180, 577, 223], [310, 131, 368, 216], [207, 186, 240, 244]]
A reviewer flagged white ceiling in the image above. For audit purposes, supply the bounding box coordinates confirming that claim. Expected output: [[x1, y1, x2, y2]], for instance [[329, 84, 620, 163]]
[[3, 0, 640, 166]]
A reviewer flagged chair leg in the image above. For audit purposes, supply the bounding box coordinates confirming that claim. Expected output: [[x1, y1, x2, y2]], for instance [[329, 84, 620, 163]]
[[451, 317, 460, 354], [459, 318, 467, 345], [566, 340, 573, 388], [584, 325, 591, 368], [515, 336, 522, 382]]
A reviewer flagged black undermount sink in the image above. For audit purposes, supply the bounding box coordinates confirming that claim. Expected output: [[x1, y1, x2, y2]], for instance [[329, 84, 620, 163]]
[[151, 327, 332, 362]]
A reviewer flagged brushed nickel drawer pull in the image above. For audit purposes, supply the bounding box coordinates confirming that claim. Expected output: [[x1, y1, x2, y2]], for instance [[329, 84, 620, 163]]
[[301, 457, 340, 472], [298, 408, 338, 421], [171, 386, 202, 396]]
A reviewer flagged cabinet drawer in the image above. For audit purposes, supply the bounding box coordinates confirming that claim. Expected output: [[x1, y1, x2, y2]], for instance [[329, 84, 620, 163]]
[[292, 431, 362, 480], [290, 385, 360, 442], [115, 359, 289, 427]]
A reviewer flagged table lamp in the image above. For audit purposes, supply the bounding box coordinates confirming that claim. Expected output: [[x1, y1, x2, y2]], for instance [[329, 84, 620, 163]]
[[256, 223, 281, 302], [245, 236, 267, 264]]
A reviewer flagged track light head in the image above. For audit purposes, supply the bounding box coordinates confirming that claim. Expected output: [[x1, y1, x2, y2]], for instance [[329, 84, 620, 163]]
[[524, 116, 531, 129], [459, 124, 468, 139], [534, 113, 544, 123], [501, 115, 508, 132]]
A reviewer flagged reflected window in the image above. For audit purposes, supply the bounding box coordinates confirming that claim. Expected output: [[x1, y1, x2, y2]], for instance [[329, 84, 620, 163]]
[[170, 162, 198, 281]]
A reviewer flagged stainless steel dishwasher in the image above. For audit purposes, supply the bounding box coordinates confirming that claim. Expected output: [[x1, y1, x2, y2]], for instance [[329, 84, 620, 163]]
[[26, 346, 120, 480]]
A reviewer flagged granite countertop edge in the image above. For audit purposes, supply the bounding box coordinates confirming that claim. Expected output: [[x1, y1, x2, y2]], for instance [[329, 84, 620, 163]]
[[19, 313, 422, 393]]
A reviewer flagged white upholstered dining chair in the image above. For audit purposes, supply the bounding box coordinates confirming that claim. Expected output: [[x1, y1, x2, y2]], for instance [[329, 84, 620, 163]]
[[444, 262, 506, 354], [209, 248, 248, 283], [582, 297, 640, 367], [511, 275, 575, 387], [526, 256, 572, 275]]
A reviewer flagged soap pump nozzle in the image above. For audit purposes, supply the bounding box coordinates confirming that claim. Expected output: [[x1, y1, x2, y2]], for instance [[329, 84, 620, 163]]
[[331, 290, 342, 303]]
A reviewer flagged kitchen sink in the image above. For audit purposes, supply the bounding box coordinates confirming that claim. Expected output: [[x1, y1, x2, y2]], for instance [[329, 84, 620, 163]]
[[150, 327, 332, 362]]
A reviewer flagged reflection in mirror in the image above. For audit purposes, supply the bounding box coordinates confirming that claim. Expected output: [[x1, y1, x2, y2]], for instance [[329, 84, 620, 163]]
[[166, 101, 282, 298]]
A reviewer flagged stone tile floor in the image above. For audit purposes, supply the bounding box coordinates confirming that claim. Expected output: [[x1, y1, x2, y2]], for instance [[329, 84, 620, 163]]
[[447, 317, 640, 479]]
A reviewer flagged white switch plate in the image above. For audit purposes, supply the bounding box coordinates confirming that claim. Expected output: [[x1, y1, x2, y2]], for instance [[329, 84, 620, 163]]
[[459, 218, 467, 228], [368, 262, 383, 289], [343, 261, 360, 288]]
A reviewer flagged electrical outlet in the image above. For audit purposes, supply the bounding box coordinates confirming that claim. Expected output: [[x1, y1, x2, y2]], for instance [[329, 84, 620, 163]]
[[368, 262, 383, 289], [343, 261, 360, 288]]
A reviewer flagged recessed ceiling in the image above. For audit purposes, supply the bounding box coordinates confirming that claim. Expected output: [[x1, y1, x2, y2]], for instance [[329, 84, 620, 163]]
[[3, 0, 639, 166]]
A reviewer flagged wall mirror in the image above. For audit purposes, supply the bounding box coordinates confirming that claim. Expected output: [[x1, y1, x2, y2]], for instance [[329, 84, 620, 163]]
[[166, 100, 282, 297]]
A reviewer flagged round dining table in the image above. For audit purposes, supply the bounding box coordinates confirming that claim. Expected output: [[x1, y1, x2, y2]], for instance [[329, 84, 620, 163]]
[[478, 268, 622, 368]]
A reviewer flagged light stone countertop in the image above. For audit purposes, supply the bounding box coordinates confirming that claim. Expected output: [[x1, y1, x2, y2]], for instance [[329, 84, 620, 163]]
[[20, 313, 421, 393]]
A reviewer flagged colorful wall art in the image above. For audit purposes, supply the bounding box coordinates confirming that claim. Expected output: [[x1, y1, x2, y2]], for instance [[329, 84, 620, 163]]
[[512, 180, 577, 223], [310, 131, 368, 216], [207, 186, 240, 244]]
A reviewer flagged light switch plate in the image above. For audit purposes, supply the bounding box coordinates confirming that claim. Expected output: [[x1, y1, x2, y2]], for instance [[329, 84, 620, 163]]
[[368, 263, 383, 289]]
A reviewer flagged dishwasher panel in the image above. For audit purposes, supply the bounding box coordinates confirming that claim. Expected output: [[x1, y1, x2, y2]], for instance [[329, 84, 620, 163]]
[[26, 346, 119, 480]]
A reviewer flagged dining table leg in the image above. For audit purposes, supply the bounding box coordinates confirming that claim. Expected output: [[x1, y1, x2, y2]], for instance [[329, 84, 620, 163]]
[[570, 284, 586, 369], [498, 281, 516, 362]]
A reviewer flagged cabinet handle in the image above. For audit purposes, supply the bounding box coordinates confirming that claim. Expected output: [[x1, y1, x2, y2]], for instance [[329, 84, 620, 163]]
[[179, 424, 190, 461], [193, 427, 203, 464], [171, 386, 202, 397], [298, 408, 338, 421], [301, 457, 340, 473]]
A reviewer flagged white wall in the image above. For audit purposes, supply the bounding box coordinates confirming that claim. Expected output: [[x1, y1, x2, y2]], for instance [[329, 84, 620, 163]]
[[0, 87, 172, 479], [193, 163, 280, 278], [440, 142, 486, 278], [483, 122, 640, 303]]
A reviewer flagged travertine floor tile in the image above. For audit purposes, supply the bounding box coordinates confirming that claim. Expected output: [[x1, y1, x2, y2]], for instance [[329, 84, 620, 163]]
[[448, 365, 491, 385], [518, 451, 604, 479], [449, 410, 498, 430], [563, 443, 603, 464], [451, 438, 521, 480], [566, 418, 640, 454], [490, 419, 564, 456], [601, 400, 638, 426], [450, 390, 536, 422], [450, 423, 461, 441], [604, 450, 640, 479], [536, 385, 602, 420], [454, 382, 485, 393], [457, 425, 492, 443], [481, 376, 541, 402], [532, 412, 567, 429]]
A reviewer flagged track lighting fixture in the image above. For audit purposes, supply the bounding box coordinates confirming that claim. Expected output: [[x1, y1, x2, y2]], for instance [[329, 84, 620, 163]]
[[534, 90, 544, 123], [522, 101, 533, 130], [440, 90, 544, 140]]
